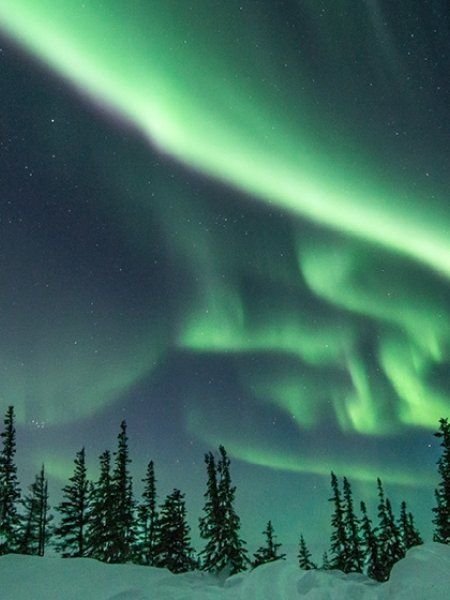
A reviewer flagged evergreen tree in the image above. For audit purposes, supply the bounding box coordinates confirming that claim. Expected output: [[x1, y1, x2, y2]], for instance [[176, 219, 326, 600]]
[[398, 501, 422, 550], [432, 417, 450, 544], [328, 472, 348, 572], [342, 477, 363, 573], [252, 521, 285, 567], [298, 534, 316, 570], [215, 445, 248, 574], [110, 420, 136, 562], [376, 479, 404, 581], [199, 447, 248, 575], [0, 406, 21, 554], [18, 466, 52, 556], [54, 448, 90, 557], [157, 488, 196, 573], [360, 500, 383, 581], [135, 460, 160, 565], [321, 551, 330, 570], [199, 452, 221, 571], [86, 450, 116, 562]]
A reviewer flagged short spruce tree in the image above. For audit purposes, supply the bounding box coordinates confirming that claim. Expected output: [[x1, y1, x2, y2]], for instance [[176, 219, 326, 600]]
[[252, 520, 285, 567], [298, 534, 316, 570], [157, 488, 196, 573], [398, 500, 422, 550]]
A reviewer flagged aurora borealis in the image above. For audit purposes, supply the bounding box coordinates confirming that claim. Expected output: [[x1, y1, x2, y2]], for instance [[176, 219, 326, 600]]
[[0, 1, 449, 548]]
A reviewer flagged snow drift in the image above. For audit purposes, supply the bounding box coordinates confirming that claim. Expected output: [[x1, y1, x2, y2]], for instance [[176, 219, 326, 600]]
[[1, 543, 449, 600]]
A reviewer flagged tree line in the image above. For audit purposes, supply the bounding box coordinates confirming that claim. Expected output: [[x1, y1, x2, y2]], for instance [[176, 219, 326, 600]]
[[0, 406, 449, 582]]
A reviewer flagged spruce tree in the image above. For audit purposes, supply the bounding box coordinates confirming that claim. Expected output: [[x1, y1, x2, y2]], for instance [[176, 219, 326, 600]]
[[328, 472, 348, 572], [157, 488, 196, 573], [135, 460, 160, 565], [86, 450, 116, 562], [342, 477, 363, 573], [216, 445, 248, 574], [199, 452, 221, 572], [54, 448, 90, 557], [398, 501, 422, 550], [252, 521, 285, 567], [110, 420, 136, 562], [432, 417, 450, 544], [18, 466, 52, 556], [199, 447, 248, 575], [360, 500, 383, 581], [376, 479, 404, 581], [321, 551, 330, 570], [0, 406, 21, 554], [298, 534, 316, 570]]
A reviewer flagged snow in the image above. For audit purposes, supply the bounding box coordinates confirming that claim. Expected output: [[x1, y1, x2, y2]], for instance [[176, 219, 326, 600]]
[[1, 543, 449, 600]]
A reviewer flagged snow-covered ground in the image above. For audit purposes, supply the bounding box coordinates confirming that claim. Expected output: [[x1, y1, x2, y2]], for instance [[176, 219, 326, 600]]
[[1, 543, 449, 599]]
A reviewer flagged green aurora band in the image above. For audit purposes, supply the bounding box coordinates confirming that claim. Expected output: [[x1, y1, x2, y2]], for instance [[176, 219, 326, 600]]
[[1, 1, 449, 487]]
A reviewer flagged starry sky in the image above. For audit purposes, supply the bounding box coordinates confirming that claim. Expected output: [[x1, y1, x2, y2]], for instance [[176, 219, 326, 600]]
[[0, 1, 449, 553]]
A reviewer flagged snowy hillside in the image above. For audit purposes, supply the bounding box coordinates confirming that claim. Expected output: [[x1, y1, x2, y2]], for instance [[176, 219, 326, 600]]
[[1, 543, 449, 600]]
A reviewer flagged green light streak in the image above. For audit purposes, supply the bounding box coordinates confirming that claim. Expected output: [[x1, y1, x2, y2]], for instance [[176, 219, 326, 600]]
[[1, 1, 450, 280]]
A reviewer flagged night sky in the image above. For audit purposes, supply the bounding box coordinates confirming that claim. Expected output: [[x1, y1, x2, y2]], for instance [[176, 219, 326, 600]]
[[1, 1, 449, 553]]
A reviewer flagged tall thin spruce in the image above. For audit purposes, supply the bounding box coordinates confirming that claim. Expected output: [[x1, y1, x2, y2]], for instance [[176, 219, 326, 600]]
[[398, 500, 422, 550], [376, 479, 404, 581], [18, 465, 52, 556], [342, 477, 364, 573], [0, 406, 21, 554], [110, 420, 136, 563], [329, 472, 348, 572], [135, 460, 160, 565], [54, 447, 90, 557], [432, 417, 450, 544], [86, 450, 116, 561], [199, 447, 248, 575], [199, 452, 222, 572], [359, 500, 382, 581]]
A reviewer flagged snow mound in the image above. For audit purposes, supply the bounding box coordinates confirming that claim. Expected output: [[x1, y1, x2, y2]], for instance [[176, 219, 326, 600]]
[[387, 543, 450, 599], [1, 543, 449, 600]]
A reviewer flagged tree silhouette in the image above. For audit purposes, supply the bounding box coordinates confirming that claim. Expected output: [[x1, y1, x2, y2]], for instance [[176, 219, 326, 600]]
[[376, 479, 404, 580], [398, 500, 422, 550], [253, 521, 285, 567], [360, 500, 382, 581], [110, 420, 136, 562], [135, 460, 160, 565], [432, 417, 450, 544], [18, 466, 52, 556], [157, 488, 196, 573], [298, 534, 316, 570], [87, 450, 116, 561], [0, 406, 21, 554], [54, 448, 90, 557], [199, 447, 248, 575], [342, 477, 363, 573], [329, 472, 348, 572]]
